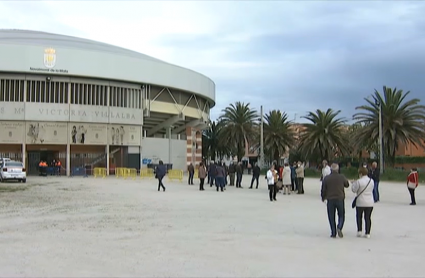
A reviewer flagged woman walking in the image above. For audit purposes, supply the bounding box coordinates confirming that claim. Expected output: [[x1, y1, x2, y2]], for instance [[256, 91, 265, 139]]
[[156, 160, 166, 192], [351, 167, 374, 238], [407, 168, 419, 205], [198, 162, 207, 191], [266, 164, 277, 202]]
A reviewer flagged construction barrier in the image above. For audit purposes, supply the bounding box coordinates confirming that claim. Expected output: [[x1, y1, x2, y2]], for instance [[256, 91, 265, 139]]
[[115, 167, 127, 178], [124, 168, 137, 180], [70, 167, 88, 178], [140, 168, 155, 179], [94, 167, 107, 178], [168, 169, 183, 182]]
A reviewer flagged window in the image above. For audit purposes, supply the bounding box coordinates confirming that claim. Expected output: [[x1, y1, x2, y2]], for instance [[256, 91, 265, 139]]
[[26, 80, 68, 103], [0, 79, 24, 102], [70, 83, 107, 106], [109, 86, 141, 108]]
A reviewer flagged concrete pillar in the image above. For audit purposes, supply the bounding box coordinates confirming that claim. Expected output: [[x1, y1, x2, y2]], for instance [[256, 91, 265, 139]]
[[22, 143, 26, 169], [167, 126, 172, 164], [66, 143, 71, 177], [106, 144, 110, 176]]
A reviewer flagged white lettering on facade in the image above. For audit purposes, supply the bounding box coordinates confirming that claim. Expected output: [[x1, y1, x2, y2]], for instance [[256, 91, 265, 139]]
[[36, 108, 137, 120]]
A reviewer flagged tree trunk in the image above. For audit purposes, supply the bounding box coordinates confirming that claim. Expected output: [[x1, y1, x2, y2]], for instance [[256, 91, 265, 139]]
[[237, 142, 244, 162], [273, 149, 280, 163]]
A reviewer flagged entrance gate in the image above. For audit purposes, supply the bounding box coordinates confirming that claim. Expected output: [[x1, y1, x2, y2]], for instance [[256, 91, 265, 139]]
[[27, 151, 41, 175]]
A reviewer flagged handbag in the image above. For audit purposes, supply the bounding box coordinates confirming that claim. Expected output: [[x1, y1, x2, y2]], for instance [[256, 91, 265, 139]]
[[407, 173, 417, 189], [276, 181, 283, 189], [352, 178, 372, 209], [408, 182, 416, 189]]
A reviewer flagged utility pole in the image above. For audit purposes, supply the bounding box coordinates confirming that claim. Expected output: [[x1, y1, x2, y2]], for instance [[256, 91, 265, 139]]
[[376, 99, 384, 174], [259, 105, 265, 168]]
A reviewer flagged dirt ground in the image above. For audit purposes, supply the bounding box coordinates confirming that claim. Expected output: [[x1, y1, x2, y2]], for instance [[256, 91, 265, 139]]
[[0, 175, 423, 277]]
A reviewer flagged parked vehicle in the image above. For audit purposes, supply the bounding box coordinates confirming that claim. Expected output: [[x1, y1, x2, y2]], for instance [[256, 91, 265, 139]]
[[0, 160, 26, 183]]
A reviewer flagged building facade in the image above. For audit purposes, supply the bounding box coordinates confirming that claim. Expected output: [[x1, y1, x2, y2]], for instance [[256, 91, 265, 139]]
[[0, 30, 215, 176]]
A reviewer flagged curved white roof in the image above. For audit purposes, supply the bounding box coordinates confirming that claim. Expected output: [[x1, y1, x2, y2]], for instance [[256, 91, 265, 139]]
[[0, 29, 216, 106]]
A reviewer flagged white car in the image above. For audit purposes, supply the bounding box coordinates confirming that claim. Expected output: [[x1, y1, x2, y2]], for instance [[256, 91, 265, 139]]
[[0, 160, 26, 183]]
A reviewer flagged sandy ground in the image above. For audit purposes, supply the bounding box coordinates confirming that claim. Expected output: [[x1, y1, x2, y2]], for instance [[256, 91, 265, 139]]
[[0, 175, 424, 277]]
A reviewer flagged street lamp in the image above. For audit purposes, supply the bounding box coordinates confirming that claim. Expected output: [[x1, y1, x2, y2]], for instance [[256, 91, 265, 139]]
[[259, 105, 265, 168], [375, 99, 384, 174]]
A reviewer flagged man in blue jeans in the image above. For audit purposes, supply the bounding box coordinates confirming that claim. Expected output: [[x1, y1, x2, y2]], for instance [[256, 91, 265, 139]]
[[368, 161, 380, 202], [321, 163, 350, 238]]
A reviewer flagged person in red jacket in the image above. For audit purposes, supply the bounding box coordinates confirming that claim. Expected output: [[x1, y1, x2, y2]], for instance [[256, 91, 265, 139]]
[[407, 168, 419, 205]]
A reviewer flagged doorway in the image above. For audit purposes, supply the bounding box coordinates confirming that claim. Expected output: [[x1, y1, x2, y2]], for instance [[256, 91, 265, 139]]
[[27, 151, 59, 175]]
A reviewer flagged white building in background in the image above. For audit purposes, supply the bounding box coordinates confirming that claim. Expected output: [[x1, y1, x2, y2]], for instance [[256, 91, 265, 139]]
[[0, 29, 215, 176]]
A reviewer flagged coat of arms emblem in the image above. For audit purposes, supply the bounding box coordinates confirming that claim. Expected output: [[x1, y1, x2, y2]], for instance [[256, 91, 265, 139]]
[[43, 48, 56, 68]]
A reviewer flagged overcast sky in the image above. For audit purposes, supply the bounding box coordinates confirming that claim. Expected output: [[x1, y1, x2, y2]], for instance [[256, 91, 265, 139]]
[[1, 1, 424, 123]]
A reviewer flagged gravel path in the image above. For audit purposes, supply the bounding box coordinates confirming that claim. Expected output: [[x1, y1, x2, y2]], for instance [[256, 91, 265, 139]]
[[0, 176, 423, 277]]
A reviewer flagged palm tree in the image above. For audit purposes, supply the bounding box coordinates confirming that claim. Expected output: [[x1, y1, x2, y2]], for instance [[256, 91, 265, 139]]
[[219, 102, 258, 162], [299, 109, 350, 162], [202, 120, 231, 161], [263, 110, 295, 162], [353, 86, 425, 166]]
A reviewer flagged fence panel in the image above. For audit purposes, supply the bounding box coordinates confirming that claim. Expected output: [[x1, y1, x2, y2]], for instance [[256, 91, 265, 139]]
[[94, 167, 107, 178], [168, 169, 183, 182]]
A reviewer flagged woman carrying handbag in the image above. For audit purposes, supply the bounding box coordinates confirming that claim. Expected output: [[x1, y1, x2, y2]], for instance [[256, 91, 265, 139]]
[[351, 167, 374, 238], [407, 168, 419, 206]]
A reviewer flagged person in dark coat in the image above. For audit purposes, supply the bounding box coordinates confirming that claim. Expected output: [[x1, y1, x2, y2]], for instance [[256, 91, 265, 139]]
[[223, 162, 228, 186], [249, 163, 261, 189], [228, 162, 236, 186], [321, 163, 350, 238], [235, 162, 243, 188], [209, 161, 216, 187], [290, 162, 298, 191], [156, 160, 166, 192], [187, 163, 195, 185]]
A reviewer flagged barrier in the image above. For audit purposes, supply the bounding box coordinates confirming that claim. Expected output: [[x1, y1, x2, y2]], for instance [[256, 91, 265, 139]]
[[94, 167, 107, 178], [194, 169, 198, 179], [71, 167, 88, 177], [140, 168, 154, 179], [115, 167, 127, 178], [168, 169, 183, 182], [124, 168, 137, 180]]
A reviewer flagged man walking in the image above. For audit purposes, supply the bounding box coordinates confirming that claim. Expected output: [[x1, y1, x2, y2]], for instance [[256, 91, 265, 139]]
[[215, 162, 225, 192], [368, 161, 380, 203], [236, 162, 243, 188], [249, 163, 260, 189], [321, 163, 349, 238], [296, 161, 305, 194], [290, 162, 298, 192], [209, 161, 216, 187], [228, 162, 236, 186], [187, 163, 194, 185]]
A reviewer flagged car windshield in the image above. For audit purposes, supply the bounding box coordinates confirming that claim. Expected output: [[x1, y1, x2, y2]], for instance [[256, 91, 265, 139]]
[[5, 162, 23, 167]]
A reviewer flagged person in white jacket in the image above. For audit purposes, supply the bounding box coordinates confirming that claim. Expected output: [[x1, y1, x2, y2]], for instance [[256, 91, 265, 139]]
[[266, 164, 277, 202], [351, 167, 374, 238], [321, 160, 331, 181], [282, 163, 292, 195]]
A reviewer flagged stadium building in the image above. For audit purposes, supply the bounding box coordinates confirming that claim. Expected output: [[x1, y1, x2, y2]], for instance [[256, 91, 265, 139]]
[[0, 29, 215, 176]]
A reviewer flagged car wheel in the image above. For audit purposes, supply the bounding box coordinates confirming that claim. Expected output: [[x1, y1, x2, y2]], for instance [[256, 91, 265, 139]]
[[22, 179, 26, 183]]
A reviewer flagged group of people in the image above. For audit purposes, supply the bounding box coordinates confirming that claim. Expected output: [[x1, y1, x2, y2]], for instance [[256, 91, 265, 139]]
[[160, 158, 420, 239], [265, 162, 306, 201], [188, 161, 246, 191], [320, 160, 420, 239], [38, 159, 62, 176]]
